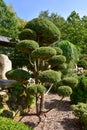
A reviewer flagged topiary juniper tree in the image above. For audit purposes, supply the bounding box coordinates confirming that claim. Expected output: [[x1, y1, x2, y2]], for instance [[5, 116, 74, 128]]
[[6, 18, 73, 115]]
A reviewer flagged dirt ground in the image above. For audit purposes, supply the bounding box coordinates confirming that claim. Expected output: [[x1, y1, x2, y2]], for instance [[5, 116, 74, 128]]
[[15, 94, 83, 130]]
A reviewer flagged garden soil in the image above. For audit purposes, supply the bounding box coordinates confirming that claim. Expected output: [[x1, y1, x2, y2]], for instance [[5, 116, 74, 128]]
[[15, 94, 83, 130]]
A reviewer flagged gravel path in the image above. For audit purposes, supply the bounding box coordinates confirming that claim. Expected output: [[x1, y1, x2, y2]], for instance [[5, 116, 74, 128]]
[[15, 94, 83, 130]]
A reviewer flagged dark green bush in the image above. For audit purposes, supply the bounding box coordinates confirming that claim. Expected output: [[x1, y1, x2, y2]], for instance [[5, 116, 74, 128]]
[[0, 116, 33, 130], [19, 29, 36, 40], [6, 69, 31, 83], [71, 103, 87, 130], [16, 40, 39, 54], [81, 76, 87, 91], [39, 70, 61, 83], [31, 47, 56, 60], [78, 59, 87, 69], [57, 85, 72, 97], [70, 76, 87, 104]]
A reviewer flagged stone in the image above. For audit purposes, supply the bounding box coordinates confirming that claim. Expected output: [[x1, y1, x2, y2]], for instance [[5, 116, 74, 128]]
[[0, 79, 17, 90], [0, 54, 12, 79]]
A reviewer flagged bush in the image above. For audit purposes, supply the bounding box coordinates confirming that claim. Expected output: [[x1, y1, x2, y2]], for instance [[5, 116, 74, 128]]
[[57, 85, 72, 97], [70, 76, 87, 104], [71, 103, 87, 130], [0, 116, 33, 130]]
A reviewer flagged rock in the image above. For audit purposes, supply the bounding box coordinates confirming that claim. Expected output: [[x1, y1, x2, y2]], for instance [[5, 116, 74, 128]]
[[0, 54, 12, 79], [0, 79, 17, 90]]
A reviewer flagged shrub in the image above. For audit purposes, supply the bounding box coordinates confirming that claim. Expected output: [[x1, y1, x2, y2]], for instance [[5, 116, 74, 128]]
[[57, 85, 72, 97], [71, 103, 87, 130], [70, 76, 87, 104], [0, 116, 33, 130]]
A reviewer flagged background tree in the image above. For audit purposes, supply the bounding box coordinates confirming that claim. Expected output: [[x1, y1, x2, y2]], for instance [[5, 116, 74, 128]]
[[0, 0, 19, 38]]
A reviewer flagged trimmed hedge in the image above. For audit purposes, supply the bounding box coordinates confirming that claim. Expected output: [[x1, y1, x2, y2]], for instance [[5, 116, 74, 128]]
[[25, 18, 61, 46], [57, 85, 72, 97], [31, 47, 56, 60], [0, 116, 33, 130], [39, 70, 61, 83], [62, 77, 78, 88], [48, 55, 66, 67], [27, 84, 46, 95], [6, 69, 31, 83], [19, 29, 36, 40], [16, 40, 39, 54]]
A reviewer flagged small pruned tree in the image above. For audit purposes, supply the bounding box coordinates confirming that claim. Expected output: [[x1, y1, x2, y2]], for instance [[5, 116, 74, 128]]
[[5, 18, 74, 116]]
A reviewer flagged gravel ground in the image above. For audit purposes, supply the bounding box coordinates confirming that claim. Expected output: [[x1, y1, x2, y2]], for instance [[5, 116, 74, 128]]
[[15, 94, 83, 130]]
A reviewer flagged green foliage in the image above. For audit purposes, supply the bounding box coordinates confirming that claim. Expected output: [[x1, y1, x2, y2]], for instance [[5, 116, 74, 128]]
[[19, 29, 36, 40], [31, 47, 56, 60], [70, 76, 87, 104], [27, 84, 46, 95], [57, 86, 72, 97], [53, 47, 63, 55], [16, 40, 39, 54], [71, 103, 87, 130], [0, 116, 32, 130], [62, 77, 78, 88], [6, 69, 31, 83], [0, 0, 19, 38], [81, 76, 87, 91], [78, 59, 87, 69], [48, 55, 66, 67], [39, 70, 61, 83], [25, 18, 61, 46], [53, 40, 79, 63]]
